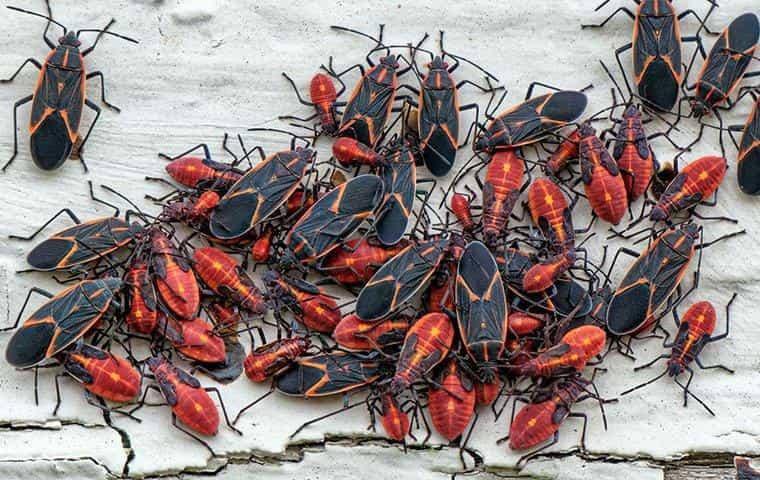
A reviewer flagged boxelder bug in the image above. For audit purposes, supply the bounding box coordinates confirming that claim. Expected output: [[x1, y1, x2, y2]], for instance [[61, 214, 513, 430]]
[[283, 174, 385, 268], [243, 337, 311, 383], [150, 229, 200, 321], [374, 137, 417, 246], [510, 325, 606, 378], [276, 351, 384, 398], [208, 130, 316, 241], [356, 237, 451, 321], [156, 314, 227, 364], [333, 313, 410, 351], [582, 0, 716, 112], [621, 294, 736, 416], [159, 136, 244, 190], [2, 3, 138, 172], [192, 247, 266, 316], [729, 91, 760, 195], [376, 392, 411, 442], [125, 257, 158, 335], [428, 358, 476, 442], [263, 270, 342, 334], [280, 70, 345, 137], [679, 12, 760, 154], [4, 277, 122, 368], [405, 31, 500, 176], [455, 241, 508, 381], [389, 312, 455, 394], [649, 155, 727, 222], [474, 85, 588, 152], [318, 237, 409, 287], [136, 356, 241, 455]]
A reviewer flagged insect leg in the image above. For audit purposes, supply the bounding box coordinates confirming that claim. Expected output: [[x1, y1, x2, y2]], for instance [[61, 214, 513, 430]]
[[86, 71, 120, 112], [2, 94, 34, 172], [581, 7, 635, 29], [0, 58, 42, 83]]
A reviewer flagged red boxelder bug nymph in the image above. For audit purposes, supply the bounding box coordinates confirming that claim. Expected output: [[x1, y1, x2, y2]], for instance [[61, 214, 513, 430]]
[[474, 85, 588, 152], [405, 31, 500, 176], [244, 337, 311, 383], [621, 294, 736, 416], [582, 0, 717, 112], [578, 122, 629, 225], [455, 241, 508, 381], [156, 314, 226, 364], [280, 70, 346, 136], [376, 392, 411, 442], [679, 13, 760, 155], [428, 358, 476, 442], [150, 229, 200, 321], [389, 312, 455, 394], [503, 373, 615, 466], [208, 130, 316, 241], [510, 325, 606, 378], [649, 155, 727, 222], [317, 237, 409, 287], [355, 237, 450, 322], [333, 313, 410, 351], [192, 247, 266, 316], [284, 174, 385, 267], [4, 277, 122, 368], [547, 128, 582, 177], [329, 25, 414, 148], [125, 257, 159, 334], [262, 271, 342, 334], [137, 357, 240, 455], [158, 135, 248, 191], [2, 3, 138, 172]]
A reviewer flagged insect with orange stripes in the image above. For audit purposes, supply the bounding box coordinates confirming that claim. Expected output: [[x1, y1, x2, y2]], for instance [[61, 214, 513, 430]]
[[728, 90, 760, 195], [150, 229, 200, 321], [474, 84, 588, 152], [404, 31, 500, 176], [649, 155, 729, 223], [546, 127, 582, 178], [208, 130, 316, 241], [280, 70, 346, 136], [424, 260, 457, 315], [582, 0, 716, 112], [427, 358, 476, 443], [51, 342, 141, 420], [156, 314, 227, 365], [389, 312, 456, 394], [374, 136, 419, 246], [262, 270, 341, 334], [151, 190, 221, 232], [509, 325, 606, 379], [4, 277, 123, 369], [502, 372, 615, 466], [329, 25, 414, 148], [447, 189, 476, 232], [356, 236, 454, 322], [134, 356, 241, 455], [283, 174, 385, 269], [125, 257, 158, 334], [318, 237, 409, 287], [456, 241, 508, 381], [2, 2, 138, 172], [578, 122, 629, 225], [193, 304, 247, 384], [192, 247, 266, 316], [243, 336, 311, 383], [678, 13, 759, 155], [374, 392, 412, 442], [333, 313, 411, 351], [158, 136, 245, 191], [621, 294, 736, 415]]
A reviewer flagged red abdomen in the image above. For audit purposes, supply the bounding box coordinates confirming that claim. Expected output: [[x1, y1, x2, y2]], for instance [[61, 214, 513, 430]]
[[126, 262, 158, 334], [585, 164, 628, 225], [482, 150, 524, 243], [617, 143, 652, 201], [509, 401, 559, 449], [244, 337, 310, 382], [428, 360, 476, 441], [379, 393, 410, 441]]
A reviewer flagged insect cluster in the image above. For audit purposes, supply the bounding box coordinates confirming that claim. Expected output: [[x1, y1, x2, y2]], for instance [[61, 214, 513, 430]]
[[2, 0, 759, 470]]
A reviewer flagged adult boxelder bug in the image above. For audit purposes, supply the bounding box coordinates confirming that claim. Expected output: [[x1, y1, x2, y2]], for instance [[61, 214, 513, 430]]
[[503, 373, 615, 466], [11, 183, 143, 273], [679, 13, 760, 153], [389, 312, 455, 394], [276, 351, 384, 397], [621, 294, 736, 415], [405, 31, 499, 176], [317, 237, 409, 287], [4, 277, 122, 368], [374, 137, 417, 246], [244, 337, 311, 383], [208, 131, 315, 241], [192, 247, 266, 316], [474, 85, 588, 152], [263, 271, 341, 334], [329, 25, 413, 147], [150, 229, 200, 320], [355, 237, 450, 322], [2, 3, 138, 172], [649, 155, 727, 222], [137, 356, 240, 454], [333, 313, 410, 351], [578, 122, 628, 225], [582, 0, 716, 111], [456, 241, 508, 381], [731, 91, 760, 194], [605, 222, 742, 336], [280, 71, 345, 136], [284, 174, 385, 267], [428, 358, 476, 442]]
